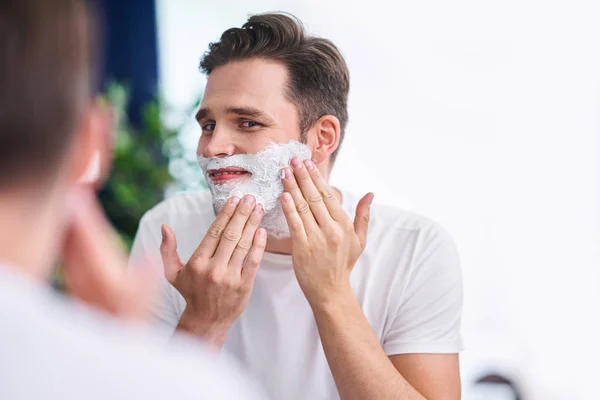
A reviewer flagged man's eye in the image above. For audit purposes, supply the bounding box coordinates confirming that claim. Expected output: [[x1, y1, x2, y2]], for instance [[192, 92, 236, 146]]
[[240, 120, 260, 128], [202, 123, 216, 133]]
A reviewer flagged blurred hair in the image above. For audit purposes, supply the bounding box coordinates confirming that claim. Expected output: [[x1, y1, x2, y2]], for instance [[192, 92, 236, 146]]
[[201, 12, 350, 163], [0, 0, 95, 189]]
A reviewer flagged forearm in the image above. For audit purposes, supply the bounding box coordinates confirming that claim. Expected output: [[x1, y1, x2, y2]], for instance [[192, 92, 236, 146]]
[[176, 307, 229, 349], [311, 288, 425, 400]]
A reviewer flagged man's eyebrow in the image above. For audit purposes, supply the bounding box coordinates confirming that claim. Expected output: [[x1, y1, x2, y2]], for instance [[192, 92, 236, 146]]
[[195, 106, 274, 123], [195, 107, 211, 122], [226, 106, 268, 119]]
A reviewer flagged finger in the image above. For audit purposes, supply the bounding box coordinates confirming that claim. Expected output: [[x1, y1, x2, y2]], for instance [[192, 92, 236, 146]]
[[160, 224, 184, 284], [195, 196, 240, 259], [281, 162, 318, 231], [213, 194, 256, 264], [284, 158, 333, 227], [302, 159, 347, 222], [228, 203, 264, 269], [354, 193, 374, 249], [280, 192, 308, 243], [241, 228, 267, 285]]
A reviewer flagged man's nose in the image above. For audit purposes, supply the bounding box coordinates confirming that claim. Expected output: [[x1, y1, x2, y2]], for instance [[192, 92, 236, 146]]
[[202, 129, 236, 158]]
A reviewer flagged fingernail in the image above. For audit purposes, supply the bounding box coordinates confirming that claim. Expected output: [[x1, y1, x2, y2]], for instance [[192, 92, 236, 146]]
[[243, 195, 256, 205], [280, 169, 286, 180], [258, 228, 266, 238], [253, 203, 263, 216], [291, 157, 303, 169], [161, 225, 166, 241], [230, 196, 240, 206], [283, 167, 292, 179], [304, 159, 315, 171], [282, 192, 292, 203], [369, 193, 375, 205]]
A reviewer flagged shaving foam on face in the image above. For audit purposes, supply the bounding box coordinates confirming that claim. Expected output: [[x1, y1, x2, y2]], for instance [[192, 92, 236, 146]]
[[198, 141, 312, 239]]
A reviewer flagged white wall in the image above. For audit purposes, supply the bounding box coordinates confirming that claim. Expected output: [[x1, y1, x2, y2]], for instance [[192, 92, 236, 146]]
[[157, 1, 600, 398]]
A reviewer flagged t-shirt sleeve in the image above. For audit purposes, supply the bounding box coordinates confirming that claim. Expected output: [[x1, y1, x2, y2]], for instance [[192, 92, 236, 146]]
[[129, 213, 183, 334], [382, 223, 463, 355]]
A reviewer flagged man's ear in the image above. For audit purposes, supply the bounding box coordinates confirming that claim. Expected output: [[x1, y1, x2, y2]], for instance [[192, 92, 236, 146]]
[[308, 115, 341, 165]]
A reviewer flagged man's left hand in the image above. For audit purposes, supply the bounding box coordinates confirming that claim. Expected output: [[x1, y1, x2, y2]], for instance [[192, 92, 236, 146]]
[[280, 157, 374, 306]]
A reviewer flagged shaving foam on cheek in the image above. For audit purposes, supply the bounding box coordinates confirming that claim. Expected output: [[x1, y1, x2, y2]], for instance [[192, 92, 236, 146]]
[[198, 141, 312, 239]]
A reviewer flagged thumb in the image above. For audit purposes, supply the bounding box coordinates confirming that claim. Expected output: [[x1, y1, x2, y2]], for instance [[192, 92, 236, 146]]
[[160, 224, 184, 284], [354, 192, 374, 249]]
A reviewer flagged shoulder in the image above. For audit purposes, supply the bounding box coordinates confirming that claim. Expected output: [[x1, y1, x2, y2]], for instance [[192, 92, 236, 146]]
[[0, 272, 264, 399], [341, 190, 460, 294], [341, 189, 455, 250]]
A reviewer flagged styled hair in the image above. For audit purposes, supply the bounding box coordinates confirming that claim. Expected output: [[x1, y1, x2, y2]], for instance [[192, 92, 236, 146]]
[[201, 12, 350, 163], [0, 0, 94, 189]]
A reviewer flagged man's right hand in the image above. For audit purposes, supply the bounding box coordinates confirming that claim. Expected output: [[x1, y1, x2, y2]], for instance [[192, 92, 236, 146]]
[[159, 194, 266, 348]]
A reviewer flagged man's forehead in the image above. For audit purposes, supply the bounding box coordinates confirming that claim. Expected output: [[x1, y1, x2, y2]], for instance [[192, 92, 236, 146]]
[[204, 59, 289, 99], [199, 88, 294, 121], [199, 60, 298, 121], [200, 92, 273, 112]]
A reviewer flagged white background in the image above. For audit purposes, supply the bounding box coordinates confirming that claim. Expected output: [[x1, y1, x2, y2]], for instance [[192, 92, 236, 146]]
[[156, 1, 600, 398]]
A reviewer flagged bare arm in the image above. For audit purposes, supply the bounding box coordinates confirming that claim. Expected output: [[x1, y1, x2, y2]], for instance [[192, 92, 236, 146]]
[[389, 353, 460, 399], [312, 288, 460, 399], [312, 288, 424, 399], [280, 157, 461, 400]]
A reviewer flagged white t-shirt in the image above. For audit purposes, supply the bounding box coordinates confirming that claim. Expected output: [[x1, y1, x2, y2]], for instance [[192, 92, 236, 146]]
[[0, 265, 266, 400], [130, 189, 463, 400]]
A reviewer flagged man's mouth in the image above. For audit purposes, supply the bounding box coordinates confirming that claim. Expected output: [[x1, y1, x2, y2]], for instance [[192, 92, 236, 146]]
[[207, 167, 251, 184]]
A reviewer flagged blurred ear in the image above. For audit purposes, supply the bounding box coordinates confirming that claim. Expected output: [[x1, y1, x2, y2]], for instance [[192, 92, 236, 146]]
[[306, 115, 340, 166], [67, 98, 114, 189]]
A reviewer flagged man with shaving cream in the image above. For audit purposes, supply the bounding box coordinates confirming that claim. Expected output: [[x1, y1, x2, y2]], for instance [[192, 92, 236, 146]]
[[130, 12, 463, 400]]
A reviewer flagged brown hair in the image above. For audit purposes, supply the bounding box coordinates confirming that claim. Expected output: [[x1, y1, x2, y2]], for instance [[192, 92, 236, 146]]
[[0, 0, 94, 189], [200, 13, 350, 163]]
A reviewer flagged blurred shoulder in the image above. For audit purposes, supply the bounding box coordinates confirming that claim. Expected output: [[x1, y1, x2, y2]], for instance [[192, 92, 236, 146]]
[[0, 267, 266, 399]]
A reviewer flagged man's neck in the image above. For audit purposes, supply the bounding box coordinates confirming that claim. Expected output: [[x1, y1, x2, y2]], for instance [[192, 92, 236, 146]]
[[264, 188, 342, 255], [264, 235, 293, 255], [0, 189, 61, 281]]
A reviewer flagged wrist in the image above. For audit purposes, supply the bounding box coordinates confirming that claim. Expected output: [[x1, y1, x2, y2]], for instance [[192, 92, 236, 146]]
[[177, 307, 231, 349], [306, 282, 356, 314]]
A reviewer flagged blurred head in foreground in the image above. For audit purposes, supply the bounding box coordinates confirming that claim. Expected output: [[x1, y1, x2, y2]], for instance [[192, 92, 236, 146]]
[[0, 0, 108, 279]]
